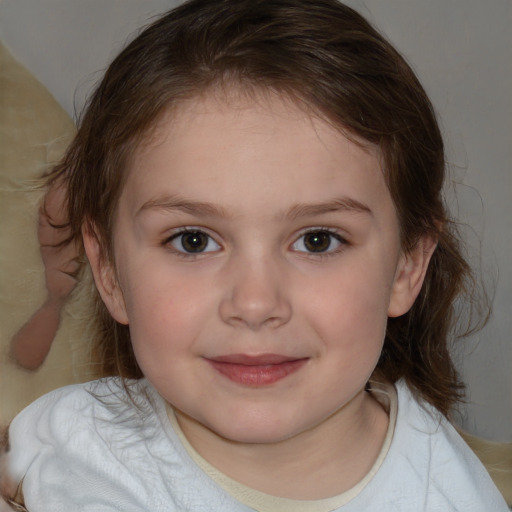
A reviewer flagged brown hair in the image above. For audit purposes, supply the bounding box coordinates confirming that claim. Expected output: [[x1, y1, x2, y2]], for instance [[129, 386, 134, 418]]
[[50, 0, 479, 416]]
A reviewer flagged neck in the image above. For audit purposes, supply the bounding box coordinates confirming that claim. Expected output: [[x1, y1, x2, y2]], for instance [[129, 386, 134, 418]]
[[174, 390, 389, 500]]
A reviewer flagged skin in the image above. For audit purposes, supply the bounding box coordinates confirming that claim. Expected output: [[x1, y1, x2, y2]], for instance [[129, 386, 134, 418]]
[[85, 91, 435, 499], [11, 182, 79, 371]]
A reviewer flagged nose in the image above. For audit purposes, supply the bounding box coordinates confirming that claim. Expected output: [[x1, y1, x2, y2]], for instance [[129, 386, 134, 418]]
[[218, 256, 292, 330]]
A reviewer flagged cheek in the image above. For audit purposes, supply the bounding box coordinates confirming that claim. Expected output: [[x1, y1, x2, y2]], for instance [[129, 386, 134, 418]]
[[303, 257, 394, 349], [124, 283, 199, 384], [120, 268, 217, 353]]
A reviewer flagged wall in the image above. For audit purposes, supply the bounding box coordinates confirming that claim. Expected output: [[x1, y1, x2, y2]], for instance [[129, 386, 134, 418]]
[[0, 0, 510, 441]]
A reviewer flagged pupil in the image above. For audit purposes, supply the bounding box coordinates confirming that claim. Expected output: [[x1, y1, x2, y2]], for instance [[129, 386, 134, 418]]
[[304, 231, 330, 252], [182, 232, 207, 252]]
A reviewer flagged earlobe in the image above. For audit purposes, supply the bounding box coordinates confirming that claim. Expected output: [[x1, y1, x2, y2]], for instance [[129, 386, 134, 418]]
[[82, 226, 129, 325], [388, 236, 437, 318]]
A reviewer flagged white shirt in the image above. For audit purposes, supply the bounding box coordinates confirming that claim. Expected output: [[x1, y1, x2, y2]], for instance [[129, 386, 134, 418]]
[[6, 378, 508, 511]]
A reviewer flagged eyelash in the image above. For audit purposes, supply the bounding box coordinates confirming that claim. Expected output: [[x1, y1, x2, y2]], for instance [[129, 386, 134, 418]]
[[162, 227, 348, 258]]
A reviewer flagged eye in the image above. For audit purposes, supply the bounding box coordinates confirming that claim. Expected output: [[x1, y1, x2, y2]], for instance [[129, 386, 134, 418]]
[[168, 230, 220, 254], [292, 229, 345, 254]]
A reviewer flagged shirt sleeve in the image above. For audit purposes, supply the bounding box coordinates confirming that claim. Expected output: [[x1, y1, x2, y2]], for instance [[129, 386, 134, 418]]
[[6, 383, 154, 512], [426, 419, 510, 511]]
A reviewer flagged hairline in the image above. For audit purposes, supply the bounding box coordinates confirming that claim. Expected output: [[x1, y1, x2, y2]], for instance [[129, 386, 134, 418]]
[[98, 80, 384, 262]]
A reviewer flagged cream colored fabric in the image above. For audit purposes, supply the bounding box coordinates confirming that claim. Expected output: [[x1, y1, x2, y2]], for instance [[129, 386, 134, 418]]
[[0, 40, 95, 424], [459, 430, 512, 506]]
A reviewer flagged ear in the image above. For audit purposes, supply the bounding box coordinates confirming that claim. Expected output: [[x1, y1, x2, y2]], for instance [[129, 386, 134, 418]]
[[82, 226, 129, 325], [388, 235, 437, 318]]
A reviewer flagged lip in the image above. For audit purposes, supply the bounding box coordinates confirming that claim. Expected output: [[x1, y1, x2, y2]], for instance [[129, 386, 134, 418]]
[[206, 353, 308, 386]]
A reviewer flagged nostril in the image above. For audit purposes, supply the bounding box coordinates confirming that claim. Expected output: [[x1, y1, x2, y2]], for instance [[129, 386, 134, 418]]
[[218, 288, 292, 330]]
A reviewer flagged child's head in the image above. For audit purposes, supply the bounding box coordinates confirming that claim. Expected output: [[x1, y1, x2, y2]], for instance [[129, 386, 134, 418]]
[[54, 0, 470, 417]]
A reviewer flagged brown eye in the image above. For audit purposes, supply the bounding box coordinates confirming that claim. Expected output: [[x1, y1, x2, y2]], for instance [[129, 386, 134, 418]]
[[182, 232, 208, 252], [292, 230, 344, 254], [304, 231, 331, 252], [170, 230, 220, 254]]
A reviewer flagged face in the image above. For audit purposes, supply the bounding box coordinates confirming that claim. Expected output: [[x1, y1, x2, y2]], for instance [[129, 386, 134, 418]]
[[87, 91, 428, 447]]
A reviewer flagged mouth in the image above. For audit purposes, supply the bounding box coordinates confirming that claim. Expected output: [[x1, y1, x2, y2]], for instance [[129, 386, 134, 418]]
[[205, 354, 308, 387]]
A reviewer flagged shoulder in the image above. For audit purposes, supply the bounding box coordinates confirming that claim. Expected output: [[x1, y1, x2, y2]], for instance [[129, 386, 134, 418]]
[[5, 379, 250, 511], [388, 381, 508, 511], [5, 378, 170, 509], [9, 378, 148, 443], [394, 381, 478, 472]]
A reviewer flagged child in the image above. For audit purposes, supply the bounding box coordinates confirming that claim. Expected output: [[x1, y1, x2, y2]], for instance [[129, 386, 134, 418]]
[[1, 0, 508, 510]]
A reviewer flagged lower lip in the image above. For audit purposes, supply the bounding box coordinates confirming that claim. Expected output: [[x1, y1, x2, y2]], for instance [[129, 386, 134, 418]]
[[207, 359, 308, 386]]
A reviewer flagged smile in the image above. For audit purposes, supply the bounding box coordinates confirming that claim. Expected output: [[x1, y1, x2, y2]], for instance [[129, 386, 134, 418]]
[[206, 354, 308, 387]]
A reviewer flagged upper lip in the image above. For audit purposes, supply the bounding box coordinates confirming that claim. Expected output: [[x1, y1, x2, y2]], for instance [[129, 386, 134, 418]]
[[207, 354, 306, 365]]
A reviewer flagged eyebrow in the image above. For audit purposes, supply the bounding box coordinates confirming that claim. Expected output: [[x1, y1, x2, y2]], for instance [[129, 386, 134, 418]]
[[137, 195, 232, 219], [284, 198, 372, 220], [136, 195, 372, 220]]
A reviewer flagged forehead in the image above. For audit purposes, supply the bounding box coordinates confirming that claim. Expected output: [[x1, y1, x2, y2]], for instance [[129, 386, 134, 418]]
[[121, 90, 393, 223], [134, 86, 379, 168]]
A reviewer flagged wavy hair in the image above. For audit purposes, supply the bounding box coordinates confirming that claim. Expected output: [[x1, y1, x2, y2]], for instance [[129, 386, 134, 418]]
[[49, 0, 482, 416]]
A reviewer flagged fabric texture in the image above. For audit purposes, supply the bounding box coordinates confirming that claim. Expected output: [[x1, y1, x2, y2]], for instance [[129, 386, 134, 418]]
[[0, 40, 95, 426], [6, 378, 509, 512]]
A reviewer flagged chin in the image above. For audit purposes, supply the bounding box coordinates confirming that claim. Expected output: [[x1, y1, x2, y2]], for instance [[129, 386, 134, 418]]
[[209, 413, 306, 445]]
